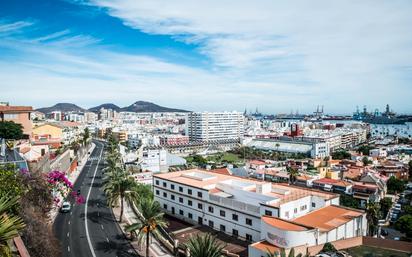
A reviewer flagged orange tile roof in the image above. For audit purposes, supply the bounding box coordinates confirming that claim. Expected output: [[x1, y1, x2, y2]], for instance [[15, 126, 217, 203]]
[[249, 160, 266, 165], [262, 216, 309, 231], [250, 240, 281, 253], [0, 106, 33, 112], [293, 205, 364, 232], [210, 168, 231, 175]]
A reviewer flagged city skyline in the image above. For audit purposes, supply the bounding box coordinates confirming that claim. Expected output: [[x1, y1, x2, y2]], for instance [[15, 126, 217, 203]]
[[1, 0, 412, 113]]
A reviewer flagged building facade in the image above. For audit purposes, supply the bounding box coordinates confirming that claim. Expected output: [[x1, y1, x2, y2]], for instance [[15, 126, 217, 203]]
[[186, 112, 244, 142]]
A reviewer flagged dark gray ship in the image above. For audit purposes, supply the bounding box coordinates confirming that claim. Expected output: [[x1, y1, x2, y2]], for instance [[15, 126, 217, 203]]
[[353, 104, 407, 124]]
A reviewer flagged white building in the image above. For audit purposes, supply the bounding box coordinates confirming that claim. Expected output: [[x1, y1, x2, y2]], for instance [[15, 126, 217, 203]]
[[186, 112, 244, 142], [153, 169, 366, 256], [141, 148, 186, 172]]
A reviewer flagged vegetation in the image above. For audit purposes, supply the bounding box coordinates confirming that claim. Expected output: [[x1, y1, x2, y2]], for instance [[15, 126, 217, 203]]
[[340, 194, 360, 209], [0, 165, 61, 257], [331, 150, 351, 160], [362, 156, 372, 166], [0, 121, 24, 140], [379, 197, 392, 218], [321, 242, 337, 253], [366, 202, 380, 236], [387, 176, 406, 194], [0, 196, 25, 257], [287, 167, 299, 184], [357, 145, 374, 156], [125, 198, 168, 257], [266, 247, 303, 257], [394, 215, 412, 239], [185, 233, 226, 257], [82, 127, 90, 146]]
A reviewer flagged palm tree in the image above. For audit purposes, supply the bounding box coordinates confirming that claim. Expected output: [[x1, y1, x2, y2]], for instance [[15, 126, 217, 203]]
[[0, 196, 25, 257], [103, 170, 138, 222], [366, 202, 380, 236], [287, 167, 299, 184], [266, 248, 301, 257], [82, 127, 90, 146], [186, 233, 225, 257], [125, 198, 168, 257]]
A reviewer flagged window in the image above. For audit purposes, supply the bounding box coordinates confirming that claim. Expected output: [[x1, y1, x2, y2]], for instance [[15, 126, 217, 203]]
[[220, 225, 226, 232], [220, 210, 226, 217], [155, 190, 159, 195], [171, 194, 175, 200], [163, 182, 167, 187], [312, 202, 316, 208], [155, 180, 159, 185], [188, 213, 193, 219], [198, 203, 203, 209], [294, 208, 297, 214], [179, 197, 183, 203], [246, 234, 252, 241], [4, 114, 17, 119], [188, 200, 193, 206], [232, 214, 238, 221], [208, 220, 214, 228], [188, 189, 192, 195], [300, 205, 307, 211], [232, 229, 238, 237], [171, 184, 175, 190], [265, 210, 272, 216], [197, 192, 203, 198], [163, 192, 167, 197], [246, 218, 252, 226], [179, 186, 183, 192], [208, 206, 214, 213], [179, 210, 184, 215], [163, 204, 167, 209]]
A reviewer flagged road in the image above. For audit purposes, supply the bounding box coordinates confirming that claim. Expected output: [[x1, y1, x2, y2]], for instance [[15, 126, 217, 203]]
[[54, 140, 139, 257]]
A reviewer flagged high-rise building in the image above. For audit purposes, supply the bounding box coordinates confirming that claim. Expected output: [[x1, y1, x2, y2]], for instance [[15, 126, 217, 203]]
[[186, 112, 244, 142]]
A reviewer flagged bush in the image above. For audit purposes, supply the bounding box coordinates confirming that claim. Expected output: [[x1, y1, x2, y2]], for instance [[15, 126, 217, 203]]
[[321, 242, 337, 253]]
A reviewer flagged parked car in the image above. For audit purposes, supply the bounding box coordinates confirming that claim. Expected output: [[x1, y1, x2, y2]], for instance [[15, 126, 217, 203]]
[[393, 237, 400, 241], [60, 202, 71, 213]]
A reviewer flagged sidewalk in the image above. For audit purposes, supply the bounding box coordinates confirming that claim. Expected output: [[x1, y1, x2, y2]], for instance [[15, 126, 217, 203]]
[[49, 143, 95, 221], [112, 201, 174, 257]]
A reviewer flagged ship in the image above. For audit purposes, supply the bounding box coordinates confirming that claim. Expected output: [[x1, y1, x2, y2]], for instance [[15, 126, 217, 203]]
[[353, 104, 406, 124]]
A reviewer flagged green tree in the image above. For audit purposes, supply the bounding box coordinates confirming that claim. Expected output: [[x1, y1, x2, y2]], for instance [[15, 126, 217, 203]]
[[362, 157, 372, 166], [340, 194, 359, 209], [185, 233, 226, 257], [394, 215, 412, 238], [82, 127, 90, 146], [103, 169, 138, 222], [331, 150, 351, 160], [379, 197, 393, 217], [321, 242, 337, 253], [0, 165, 24, 202], [366, 202, 380, 236], [287, 167, 299, 184], [0, 121, 23, 140], [0, 196, 25, 257], [125, 198, 168, 257], [387, 176, 406, 194]]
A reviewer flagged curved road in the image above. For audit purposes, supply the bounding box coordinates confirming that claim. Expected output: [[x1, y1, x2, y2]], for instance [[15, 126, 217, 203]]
[[54, 140, 138, 257]]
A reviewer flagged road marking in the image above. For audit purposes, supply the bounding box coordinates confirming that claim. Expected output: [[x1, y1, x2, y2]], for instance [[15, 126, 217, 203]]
[[84, 142, 103, 257], [67, 232, 70, 237], [97, 211, 100, 217], [101, 224, 104, 230], [68, 246, 70, 252], [106, 237, 109, 243], [68, 220, 71, 225], [70, 211, 72, 215]]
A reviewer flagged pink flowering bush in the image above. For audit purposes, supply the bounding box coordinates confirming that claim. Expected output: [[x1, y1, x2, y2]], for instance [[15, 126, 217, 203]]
[[47, 170, 85, 206]]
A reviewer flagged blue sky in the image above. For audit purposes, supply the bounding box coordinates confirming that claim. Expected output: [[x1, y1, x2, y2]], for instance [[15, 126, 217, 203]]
[[1, 0, 412, 114]]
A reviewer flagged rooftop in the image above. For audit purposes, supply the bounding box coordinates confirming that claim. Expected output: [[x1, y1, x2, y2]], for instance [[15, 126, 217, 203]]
[[0, 105, 33, 112]]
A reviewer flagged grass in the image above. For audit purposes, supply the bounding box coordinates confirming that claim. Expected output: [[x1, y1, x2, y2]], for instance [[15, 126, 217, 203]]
[[346, 245, 410, 257], [206, 152, 242, 163]]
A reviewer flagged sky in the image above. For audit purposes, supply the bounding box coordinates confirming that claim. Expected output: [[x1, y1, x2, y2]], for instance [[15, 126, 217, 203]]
[[1, 0, 412, 114]]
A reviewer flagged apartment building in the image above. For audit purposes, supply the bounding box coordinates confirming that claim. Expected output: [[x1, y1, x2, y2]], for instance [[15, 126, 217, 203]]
[[186, 112, 244, 142], [153, 169, 366, 256], [0, 103, 33, 138]]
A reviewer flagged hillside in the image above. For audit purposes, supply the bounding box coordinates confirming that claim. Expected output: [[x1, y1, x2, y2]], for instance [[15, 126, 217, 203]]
[[36, 103, 85, 114], [120, 101, 189, 113], [88, 103, 121, 113]]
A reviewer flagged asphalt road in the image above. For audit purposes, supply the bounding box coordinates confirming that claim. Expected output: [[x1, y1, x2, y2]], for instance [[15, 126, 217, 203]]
[[54, 140, 139, 257]]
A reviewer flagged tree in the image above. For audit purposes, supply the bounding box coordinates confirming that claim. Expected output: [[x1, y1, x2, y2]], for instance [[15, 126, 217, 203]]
[[125, 198, 168, 257], [287, 167, 299, 184], [379, 197, 392, 218], [0, 196, 25, 257], [0, 121, 24, 140], [340, 194, 359, 209], [103, 169, 138, 222], [366, 202, 380, 236], [362, 157, 372, 166], [387, 177, 406, 194], [186, 233, 226, 257], [0, 165, 24, 203], [394, 215, 412, 239], [331, 150, 351, 160], [408, 160, 412, 179], [82, 128, 90, 146], [321, 242, 337, 253]]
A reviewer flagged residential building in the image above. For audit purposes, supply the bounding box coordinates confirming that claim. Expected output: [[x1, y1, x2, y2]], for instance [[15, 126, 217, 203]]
[[153, 169, 366, 256], [186, 112, 244, 142], [0, 103, 33, 138]]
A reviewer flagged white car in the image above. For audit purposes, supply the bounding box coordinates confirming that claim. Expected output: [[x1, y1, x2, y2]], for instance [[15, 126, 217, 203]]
[[394, 203, 402, 211], [60, 202, 71, 213]]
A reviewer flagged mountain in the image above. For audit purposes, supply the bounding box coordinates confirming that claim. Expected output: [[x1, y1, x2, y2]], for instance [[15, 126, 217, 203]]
[[36, 103, 85, 114], [88, 103, 121, 113], [120, 101, 189, 113]]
